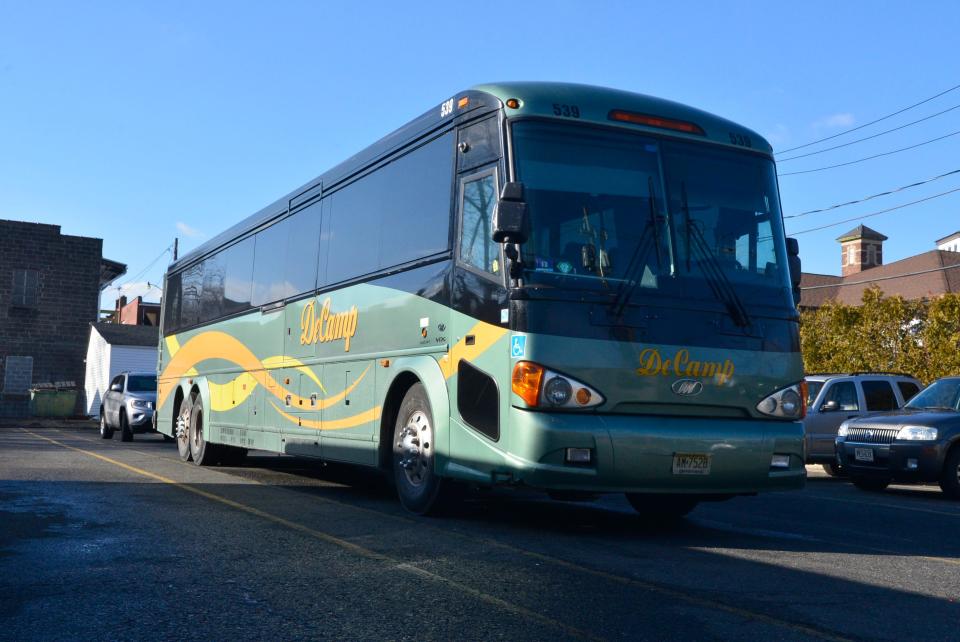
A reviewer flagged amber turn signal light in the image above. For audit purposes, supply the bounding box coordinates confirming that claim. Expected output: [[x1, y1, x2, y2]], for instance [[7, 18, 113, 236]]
[[512, 361, 544, 406]]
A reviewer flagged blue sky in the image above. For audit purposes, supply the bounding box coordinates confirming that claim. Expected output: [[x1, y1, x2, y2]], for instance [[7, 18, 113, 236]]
[[2, 0, 959, 309]]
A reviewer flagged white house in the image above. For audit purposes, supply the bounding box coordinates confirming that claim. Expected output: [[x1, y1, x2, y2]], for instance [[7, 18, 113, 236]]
[[83, 323, 159, 417]]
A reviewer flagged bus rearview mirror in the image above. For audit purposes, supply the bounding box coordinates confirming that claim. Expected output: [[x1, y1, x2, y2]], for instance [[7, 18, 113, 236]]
[[786, 237, 801, 306], [492, 182, 528, 245]]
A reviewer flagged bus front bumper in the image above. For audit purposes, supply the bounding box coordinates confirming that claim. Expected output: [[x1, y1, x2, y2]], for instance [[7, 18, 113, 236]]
[[500, 410, 805, 494]]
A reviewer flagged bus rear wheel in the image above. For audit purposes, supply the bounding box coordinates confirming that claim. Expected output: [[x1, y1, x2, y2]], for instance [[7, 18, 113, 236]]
[[189, 397, 219, 466], [625, 493, 699, 522], [175, 397, 193, 462], [393, 383, 446, 515]]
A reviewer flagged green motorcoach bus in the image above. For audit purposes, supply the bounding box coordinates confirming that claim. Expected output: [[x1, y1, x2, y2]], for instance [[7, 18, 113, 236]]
[[156, 82, 806, 516]]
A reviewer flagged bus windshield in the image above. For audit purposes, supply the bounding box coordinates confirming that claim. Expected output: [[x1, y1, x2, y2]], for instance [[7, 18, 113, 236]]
[[512, 121, 792, 311]]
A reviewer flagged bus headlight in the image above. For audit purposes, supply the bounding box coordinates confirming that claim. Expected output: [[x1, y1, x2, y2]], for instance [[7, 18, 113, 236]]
[[512, 361, 604, 409], [756, 381, 807, 420]]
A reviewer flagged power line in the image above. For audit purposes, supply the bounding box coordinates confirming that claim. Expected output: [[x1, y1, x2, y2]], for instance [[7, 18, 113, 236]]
[[784, 168, 960, 219], [777, 102, 960, 162], [116, 243, 173, 289], [776, 82, 960, 155], [801, 262, 960, 290], [789, 186, 960, 235], [778, 129, 960, 177]]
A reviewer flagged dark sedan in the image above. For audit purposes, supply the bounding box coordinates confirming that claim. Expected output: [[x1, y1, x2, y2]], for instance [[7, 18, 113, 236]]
[[835, 377, 960, 498]]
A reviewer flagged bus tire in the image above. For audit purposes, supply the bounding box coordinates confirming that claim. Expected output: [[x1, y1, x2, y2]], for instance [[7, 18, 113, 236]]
[[119, 410, 133, 442], [393, 383, 445, 515], [176, 397, 193, 462], [625, 493, 698, 521], [188, 396, 218, 466], [99, 411, 114, 440]]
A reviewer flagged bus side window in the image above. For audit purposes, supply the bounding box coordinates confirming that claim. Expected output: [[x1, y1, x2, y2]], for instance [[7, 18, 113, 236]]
[[458, 171, 501, 276]]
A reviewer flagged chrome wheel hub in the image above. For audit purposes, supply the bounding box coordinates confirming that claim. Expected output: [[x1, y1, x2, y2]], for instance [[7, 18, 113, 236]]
[[397, 410, 431, 486], [176, 409, 189, 440]]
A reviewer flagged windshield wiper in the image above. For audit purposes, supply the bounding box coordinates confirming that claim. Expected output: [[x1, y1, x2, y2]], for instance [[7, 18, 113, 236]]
[[610, 177, 660, 318], [681, 182, 751, 328]]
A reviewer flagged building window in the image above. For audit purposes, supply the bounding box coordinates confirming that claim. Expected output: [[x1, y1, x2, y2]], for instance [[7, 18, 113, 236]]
[[11, 269, 39, 306]]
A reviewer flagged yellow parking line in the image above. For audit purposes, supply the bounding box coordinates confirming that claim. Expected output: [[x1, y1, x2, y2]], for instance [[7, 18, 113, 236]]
[[44, 428, 853, 642], [23, 429, 599, 641]]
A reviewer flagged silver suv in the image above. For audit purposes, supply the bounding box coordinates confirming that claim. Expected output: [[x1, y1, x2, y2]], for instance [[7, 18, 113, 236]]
[[804, 372, 921, 474], [99, 372, 157, 442]]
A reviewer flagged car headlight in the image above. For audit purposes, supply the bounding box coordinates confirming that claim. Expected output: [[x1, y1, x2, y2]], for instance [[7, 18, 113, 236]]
[[896, 425, 937, 441], [512, 361, 604, 409], [837, 421, 851, 437], [131, 399, 150, 409], [756, 381, 807, 419]]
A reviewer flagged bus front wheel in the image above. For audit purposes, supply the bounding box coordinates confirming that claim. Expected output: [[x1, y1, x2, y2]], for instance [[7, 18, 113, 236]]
[[625, 493, 699, 522], [393, 383, 446, 515]]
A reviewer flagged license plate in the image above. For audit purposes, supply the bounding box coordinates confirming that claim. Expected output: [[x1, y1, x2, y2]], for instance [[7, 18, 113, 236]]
[[854, 447, 874, 462], [672, 453, 711, 475]]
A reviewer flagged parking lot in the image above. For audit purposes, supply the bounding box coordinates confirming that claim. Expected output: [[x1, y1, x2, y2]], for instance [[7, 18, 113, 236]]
[[2, 422, 959, 641]]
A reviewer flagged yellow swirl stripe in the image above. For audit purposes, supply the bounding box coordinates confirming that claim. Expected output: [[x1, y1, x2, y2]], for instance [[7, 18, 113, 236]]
[[270, 402, 382, 431], [439, 320, 509, 379], [158, 331, 368, 412]]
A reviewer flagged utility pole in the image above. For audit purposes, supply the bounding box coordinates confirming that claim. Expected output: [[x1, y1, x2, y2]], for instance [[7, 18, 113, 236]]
[[173, 237, 178, 261]]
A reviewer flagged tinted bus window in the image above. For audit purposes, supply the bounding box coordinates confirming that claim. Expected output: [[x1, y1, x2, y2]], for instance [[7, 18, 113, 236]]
[[180, 262, 203, 327], [200, 253, 225, 322], [163, 272, 182, 333], [283, 201, 322, 297], [252, 217, 290, 306], [223, 237, 255, 315], [326, 132, 453, 284]]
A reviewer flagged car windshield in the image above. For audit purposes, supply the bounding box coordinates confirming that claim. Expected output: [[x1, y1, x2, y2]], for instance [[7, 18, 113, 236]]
[[904, 379, 960, 411], [806, 381, 824, 409], [512, 121, 792, 312], [127, 375, 157, 393]]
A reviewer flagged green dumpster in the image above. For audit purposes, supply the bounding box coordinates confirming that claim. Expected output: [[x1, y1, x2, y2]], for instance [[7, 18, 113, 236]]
[[30, 389, 78, 417]]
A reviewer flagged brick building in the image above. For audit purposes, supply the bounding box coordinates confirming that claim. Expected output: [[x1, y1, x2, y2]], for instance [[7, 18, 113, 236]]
[[0, 219, 125, 416], [799, 225, 960, 308], [107, 295, 161, 326]]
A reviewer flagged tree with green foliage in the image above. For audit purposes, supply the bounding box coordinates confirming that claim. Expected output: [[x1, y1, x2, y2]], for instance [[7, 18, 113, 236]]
[[800, 289, 960, 383]]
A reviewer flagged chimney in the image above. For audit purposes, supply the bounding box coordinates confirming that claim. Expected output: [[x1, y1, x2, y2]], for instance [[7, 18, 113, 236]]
[[837, 225, 887, 277]]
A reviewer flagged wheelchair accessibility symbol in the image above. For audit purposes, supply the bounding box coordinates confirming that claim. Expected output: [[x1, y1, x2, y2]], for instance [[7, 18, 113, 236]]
[[510, 335, 526, 358]]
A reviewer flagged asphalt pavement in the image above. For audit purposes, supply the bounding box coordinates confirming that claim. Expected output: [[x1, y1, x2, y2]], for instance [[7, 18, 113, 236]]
[[1, 422, 958, 641]]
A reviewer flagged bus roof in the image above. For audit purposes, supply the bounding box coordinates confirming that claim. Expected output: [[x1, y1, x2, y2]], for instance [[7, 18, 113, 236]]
[[170, 82, 771, 273], [476, 81, 772, 153]]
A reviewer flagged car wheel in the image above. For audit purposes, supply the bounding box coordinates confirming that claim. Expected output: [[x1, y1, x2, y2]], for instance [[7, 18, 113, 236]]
[[119, 411, 133, 442], [822, 462, 845, 477], [851, 476, 890, 492], [625, 493, 699, 522], [393, 383, 448, 515], [176, 397, 193, 462], [188, 396, 219, 466], [99, 412, 114, 440], [938, 447, 960, 500]]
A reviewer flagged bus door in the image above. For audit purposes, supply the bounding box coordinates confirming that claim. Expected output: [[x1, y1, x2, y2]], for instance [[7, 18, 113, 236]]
[[449, 156, 510, 456]]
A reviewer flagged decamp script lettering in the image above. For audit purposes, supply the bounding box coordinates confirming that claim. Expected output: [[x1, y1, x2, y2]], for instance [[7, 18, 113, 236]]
[[300, 298, 359, 352], [636, 348, 735, 385]]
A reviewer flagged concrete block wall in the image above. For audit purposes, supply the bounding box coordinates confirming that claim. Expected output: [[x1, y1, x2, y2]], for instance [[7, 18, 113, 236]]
[[0, 220, 104, 414]]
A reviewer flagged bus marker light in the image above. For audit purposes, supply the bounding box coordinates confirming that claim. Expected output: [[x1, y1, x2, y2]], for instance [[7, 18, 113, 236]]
[[380, 359, 390, 368], [505, 98, 520, 109], [566, 448, 592, 464], [608, 110, 706, 136], [458, 97, 469, 109], [770, 454, 790, 469], [576, 388, 592, 405]]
